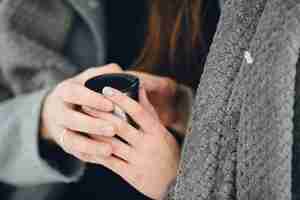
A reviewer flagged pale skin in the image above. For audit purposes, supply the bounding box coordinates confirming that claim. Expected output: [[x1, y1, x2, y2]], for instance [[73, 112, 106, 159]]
[[41, 64, 181, 199]]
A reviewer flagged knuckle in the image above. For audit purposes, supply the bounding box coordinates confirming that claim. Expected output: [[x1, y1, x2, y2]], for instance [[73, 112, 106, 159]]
[[59, 82, 77, 101], [115, 117, 126, 132], [111, 139, 132, 159], [123, 146, 131, 158], [110, 124, 118, 136], [131, 129, 142, 140], [111, 140, 122, 153]]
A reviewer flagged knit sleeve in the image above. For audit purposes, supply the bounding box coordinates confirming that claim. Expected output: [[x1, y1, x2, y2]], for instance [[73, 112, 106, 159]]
[[0, 0, 85, 186]]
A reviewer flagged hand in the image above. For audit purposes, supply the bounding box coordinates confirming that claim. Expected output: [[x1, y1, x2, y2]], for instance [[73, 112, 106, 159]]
[[41, 64, 123, 163], [126, 71, 178, 128], [84, 87, 180, 200]]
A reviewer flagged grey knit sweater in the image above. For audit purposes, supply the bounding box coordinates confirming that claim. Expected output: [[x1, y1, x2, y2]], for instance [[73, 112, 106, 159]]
[[166, 0, 300, 199]]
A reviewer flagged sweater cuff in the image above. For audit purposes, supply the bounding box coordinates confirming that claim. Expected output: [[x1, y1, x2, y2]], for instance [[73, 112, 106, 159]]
[[6, 89, 84, 186]]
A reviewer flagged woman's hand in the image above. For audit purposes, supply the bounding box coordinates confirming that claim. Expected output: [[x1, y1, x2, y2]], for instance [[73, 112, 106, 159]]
[[84, 87, 180, 200], [41, 64, 124, 163]]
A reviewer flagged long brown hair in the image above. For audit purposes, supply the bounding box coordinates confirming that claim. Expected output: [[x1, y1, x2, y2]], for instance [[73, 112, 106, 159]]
[[136, 0, 206, 88]]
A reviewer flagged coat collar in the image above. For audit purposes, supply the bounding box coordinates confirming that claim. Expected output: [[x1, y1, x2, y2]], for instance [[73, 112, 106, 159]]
[[65, 0, 107, 65]]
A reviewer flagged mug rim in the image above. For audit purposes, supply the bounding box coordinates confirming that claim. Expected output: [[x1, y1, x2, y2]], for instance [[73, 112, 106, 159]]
[[84, 73, 139, 93]]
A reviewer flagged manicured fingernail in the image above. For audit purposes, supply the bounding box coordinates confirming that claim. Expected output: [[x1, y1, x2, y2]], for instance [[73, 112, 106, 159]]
[[103, 87, 118, 96]]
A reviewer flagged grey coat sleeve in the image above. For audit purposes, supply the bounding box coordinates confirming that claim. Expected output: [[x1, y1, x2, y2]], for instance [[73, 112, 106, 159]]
[[0, 0, 85, 187], [0, 88, 84, 187]]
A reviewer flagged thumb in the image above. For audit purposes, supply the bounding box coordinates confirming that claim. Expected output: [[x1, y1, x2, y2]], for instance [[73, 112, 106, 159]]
[[139, 87, 160, 121], [127, 71, 161, 92]]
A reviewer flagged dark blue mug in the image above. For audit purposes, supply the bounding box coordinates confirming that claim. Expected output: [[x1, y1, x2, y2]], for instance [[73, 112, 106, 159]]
[[85, 73, 140, 126]]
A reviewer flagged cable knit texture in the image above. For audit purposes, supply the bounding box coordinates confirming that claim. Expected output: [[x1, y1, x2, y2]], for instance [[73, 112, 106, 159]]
[[166, 0, 300, 199]]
